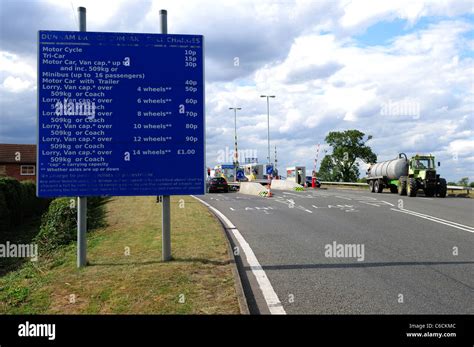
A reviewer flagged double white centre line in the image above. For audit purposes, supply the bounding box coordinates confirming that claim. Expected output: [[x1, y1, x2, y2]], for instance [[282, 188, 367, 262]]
[[391, 208, 474, 233]]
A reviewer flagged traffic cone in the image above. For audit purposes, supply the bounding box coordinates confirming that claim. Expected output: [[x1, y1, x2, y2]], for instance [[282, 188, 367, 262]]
[[268, 181, 273, 197]]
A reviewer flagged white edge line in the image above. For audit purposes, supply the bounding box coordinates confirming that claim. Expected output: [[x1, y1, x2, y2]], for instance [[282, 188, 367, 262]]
[[397, 208, 474, 230], [192, 196, 286, 314], [391, 208, 474, 233]]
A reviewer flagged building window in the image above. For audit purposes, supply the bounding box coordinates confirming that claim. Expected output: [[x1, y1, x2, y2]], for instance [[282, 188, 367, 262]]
[[20, 165, 35, 176]]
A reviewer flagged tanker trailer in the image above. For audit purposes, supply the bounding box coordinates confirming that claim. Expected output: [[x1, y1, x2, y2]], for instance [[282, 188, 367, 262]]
[[366, 153, 447, 197]]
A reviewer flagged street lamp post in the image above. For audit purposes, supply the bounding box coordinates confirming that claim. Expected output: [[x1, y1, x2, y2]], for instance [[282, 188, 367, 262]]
[[260, 95, 275, 165], [229, 107, 241, 181]]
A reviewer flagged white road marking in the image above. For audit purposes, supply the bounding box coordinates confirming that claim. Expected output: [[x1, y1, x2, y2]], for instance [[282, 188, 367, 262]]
[[391, 208, 474, 233], [229, 207, 235, 211], [282, 191, 307, 198], [192, 196, 286, 314], [335, 195, 352, 200], [312, 205, 319, 209], [380, 200, 395, 207], [298, 206, 313, 213]]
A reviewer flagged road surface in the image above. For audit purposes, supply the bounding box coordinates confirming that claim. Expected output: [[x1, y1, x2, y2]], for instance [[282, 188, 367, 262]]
[[198, 187, 474, 314]]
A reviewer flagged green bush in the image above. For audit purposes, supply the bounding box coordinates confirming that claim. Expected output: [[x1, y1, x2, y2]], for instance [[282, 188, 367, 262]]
[[0, 186, 9, 232], [0, 178, 22, 225], [0, 178, 49, 232], [35, 198, 76, 251], [35, 196, 108, 251]]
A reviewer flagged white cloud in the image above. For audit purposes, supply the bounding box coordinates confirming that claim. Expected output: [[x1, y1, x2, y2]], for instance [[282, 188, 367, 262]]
[[340, 0, 473, 33], [447, 139, 474, 157], [0, 51, 36, 80], [0, 51, 36, 93], [1, 76, 32, 93]]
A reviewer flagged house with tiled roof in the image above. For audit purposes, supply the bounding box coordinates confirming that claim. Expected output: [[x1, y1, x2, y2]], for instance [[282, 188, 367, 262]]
[[0, 144, 37, 182]]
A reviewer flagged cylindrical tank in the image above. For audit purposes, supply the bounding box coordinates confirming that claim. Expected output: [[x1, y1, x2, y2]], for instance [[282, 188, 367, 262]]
[[368, 155, 408, 180]]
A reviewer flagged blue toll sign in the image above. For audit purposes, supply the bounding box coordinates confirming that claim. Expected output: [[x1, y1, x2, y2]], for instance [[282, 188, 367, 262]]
[[37, 31, 205, 197], [236, 169, 245, 180], [266, 165, 273, 175]]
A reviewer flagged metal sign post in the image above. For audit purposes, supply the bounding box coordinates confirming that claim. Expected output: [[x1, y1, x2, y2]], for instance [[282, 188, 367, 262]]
[[160, 9, 171, 262], [77, 6, 87, 268]]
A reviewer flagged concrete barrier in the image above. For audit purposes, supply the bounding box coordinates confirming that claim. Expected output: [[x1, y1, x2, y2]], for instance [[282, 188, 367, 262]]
[[271, 180, 303, 190], [239, 182, 268, 196]]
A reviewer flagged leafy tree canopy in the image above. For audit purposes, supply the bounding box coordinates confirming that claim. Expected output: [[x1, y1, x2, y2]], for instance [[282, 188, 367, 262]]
[[318, 130, 376, 182]]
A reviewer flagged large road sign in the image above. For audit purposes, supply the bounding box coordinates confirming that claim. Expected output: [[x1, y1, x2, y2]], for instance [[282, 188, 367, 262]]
[[37, 31, 204, 197]]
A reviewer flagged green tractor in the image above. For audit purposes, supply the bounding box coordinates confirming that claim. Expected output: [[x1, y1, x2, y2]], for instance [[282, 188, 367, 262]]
[[366, 153, 447, 198], [403, 154, 447, 197]]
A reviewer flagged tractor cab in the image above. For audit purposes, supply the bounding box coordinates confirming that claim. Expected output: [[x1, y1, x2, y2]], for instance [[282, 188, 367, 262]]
[[407, 154, 446, 197], [409, 155, 436, 180]]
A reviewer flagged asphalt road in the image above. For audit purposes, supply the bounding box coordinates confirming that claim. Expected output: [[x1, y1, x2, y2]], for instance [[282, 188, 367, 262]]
[[199, 187, 474, 314]]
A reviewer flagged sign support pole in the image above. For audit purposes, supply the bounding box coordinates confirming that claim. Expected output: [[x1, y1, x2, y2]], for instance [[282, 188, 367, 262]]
[[160, 9, 172, 262], [77, 6, 87, 268]]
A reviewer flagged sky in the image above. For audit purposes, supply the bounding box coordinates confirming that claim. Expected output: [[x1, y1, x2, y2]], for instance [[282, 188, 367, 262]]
[[0, 0, 473, 182]]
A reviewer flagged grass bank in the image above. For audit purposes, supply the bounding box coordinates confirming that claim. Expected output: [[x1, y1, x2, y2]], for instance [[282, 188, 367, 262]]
[[0, 196, 240, 314]]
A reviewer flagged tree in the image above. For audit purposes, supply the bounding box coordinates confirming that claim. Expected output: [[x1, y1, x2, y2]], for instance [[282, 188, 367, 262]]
[[318, 155, 340, 181], [319, 130, 376, 182], [458, 177, 469, 187]]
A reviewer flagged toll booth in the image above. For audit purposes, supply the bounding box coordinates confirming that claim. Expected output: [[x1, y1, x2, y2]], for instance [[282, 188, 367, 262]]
[[213, 164, 235, 181], [243, 163, 275, 180], [286, 166, 306, 185], [243, 163, 263, 180]]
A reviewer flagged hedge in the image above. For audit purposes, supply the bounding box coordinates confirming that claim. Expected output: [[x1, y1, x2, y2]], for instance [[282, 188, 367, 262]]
[[35, 196, 108, 251], [0, 177, 49, 232]]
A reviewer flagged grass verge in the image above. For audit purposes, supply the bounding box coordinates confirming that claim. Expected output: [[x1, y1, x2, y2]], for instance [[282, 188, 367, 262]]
[[0, 196, 240, 314]]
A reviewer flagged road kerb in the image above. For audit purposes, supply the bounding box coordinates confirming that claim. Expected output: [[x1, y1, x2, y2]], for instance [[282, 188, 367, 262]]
[[192, 195, 286, 315]]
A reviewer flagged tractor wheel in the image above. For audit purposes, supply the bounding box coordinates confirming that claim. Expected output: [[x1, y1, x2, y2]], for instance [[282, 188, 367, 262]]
[[398, 177, 407, 196], [375, 179, 383, 193], [369, 180, 375, 193], [390, 186, 398, 194], [424, 187, 435, 197], [437, 178, 447, 198], [408, 177, 417, 197]]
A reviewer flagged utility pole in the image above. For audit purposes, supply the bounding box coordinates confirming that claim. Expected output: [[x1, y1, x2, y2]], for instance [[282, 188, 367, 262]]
[[160, 9, 171, 262], [274, 145, 278, 177], [77, 6, 87, 268], [229, 107, 241, 181], [260, 95, 275, 164]]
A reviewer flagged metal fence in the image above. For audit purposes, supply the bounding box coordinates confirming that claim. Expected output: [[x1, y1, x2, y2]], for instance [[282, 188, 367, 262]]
[[320, 181, 472, 193]]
